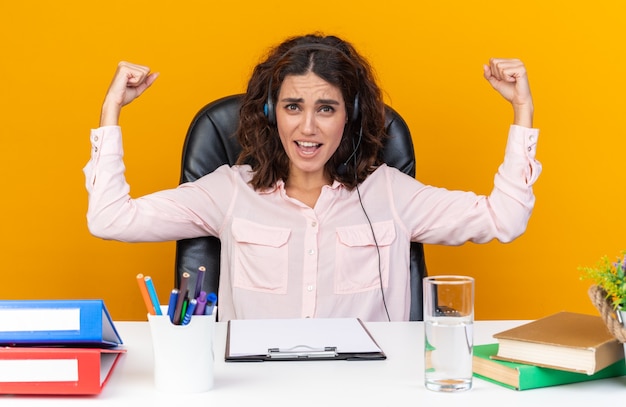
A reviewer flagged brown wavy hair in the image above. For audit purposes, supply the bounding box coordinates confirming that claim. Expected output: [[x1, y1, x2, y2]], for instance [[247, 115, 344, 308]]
[[235, 33, 387, 190]]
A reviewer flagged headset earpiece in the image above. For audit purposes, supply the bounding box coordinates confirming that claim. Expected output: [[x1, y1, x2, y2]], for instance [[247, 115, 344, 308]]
[[263, 102, 275, 126], [351, 93, 360, 126]]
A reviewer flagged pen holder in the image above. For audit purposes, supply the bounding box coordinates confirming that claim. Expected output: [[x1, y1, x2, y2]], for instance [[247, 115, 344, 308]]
[[147, 306, 216, 393]]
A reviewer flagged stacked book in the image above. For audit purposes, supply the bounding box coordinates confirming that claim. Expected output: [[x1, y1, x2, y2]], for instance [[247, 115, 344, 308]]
[[0, 299, 124, 395], [473, 311, 626, 390]]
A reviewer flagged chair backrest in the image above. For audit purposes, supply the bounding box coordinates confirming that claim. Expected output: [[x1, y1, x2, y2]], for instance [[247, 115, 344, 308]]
[[175, 94, 427, 320]]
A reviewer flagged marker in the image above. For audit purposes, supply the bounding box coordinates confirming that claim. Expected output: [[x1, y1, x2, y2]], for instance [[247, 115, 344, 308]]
[[179, 297, 189, 324], [194, 291, 207, 315], [167, 289, 179, 323], [173, 272, 190, 325], [143, 276, 162, 315], [205, 292, 217, 316], [194, 266, 206, 299], [182, 299, 197, 325], [136, 274, 156, 315]]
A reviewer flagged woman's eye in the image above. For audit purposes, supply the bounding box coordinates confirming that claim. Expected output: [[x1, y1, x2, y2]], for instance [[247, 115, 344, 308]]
[[285, 104, 299, 111], [319, 105, 335, 113]]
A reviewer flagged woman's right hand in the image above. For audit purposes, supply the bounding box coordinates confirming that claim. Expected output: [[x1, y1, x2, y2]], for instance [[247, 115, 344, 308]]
[[100, 61, 159, 127]]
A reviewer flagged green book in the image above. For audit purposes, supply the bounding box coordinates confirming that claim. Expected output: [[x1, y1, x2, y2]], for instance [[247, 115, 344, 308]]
[[473, 343, 626, 391]]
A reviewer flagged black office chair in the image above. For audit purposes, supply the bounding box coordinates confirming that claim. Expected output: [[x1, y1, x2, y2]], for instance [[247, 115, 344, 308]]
[[174, 94, 427, 320]]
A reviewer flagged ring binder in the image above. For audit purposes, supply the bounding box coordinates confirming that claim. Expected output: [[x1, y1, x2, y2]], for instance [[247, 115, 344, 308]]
[[267, 345, 338, 359], [0, 299, 122, 347]]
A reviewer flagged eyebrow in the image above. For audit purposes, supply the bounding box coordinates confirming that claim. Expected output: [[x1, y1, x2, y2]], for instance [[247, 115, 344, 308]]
[[279, 97, 341, 105]]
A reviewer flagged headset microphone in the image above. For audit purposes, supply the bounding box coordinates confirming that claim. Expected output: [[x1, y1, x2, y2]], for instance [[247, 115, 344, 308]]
[[337, 126, 363, 175]]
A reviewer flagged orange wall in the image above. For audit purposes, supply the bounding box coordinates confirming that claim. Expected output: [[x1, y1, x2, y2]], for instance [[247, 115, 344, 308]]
[[1, 1, 624, 321]]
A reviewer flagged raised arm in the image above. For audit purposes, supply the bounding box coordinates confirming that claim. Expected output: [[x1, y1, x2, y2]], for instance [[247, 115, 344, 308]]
[[483, 58, 533, 128], [100, 61, 159, 126], [85, 62, 225, 243]]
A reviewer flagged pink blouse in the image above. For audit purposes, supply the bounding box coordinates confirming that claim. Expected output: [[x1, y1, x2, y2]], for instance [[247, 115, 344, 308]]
[[84, 124, 541, 321]]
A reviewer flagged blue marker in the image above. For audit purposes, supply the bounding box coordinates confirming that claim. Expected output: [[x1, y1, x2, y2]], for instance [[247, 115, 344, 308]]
[[182, 299, 197, 325], [205, 292, 217, 316], [143, 276, 162, 315], [167, 289, 179, 323]]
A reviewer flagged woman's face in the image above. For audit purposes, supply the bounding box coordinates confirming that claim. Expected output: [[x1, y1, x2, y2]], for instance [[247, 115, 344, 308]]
[[275, 72, 347, 182]]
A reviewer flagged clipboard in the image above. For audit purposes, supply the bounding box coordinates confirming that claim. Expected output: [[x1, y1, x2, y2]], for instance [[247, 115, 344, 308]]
[[225, 318, 386, 362]]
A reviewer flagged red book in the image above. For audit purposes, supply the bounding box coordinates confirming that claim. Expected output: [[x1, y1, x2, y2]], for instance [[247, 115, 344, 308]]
[[0, 347, 125, 395]]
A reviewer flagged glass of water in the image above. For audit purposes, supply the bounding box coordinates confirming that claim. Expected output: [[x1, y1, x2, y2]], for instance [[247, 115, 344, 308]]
[[423, 275, 474, 392]]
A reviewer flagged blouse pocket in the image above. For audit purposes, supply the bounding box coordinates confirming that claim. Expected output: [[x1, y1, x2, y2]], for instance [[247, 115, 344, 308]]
[[231, 218, 291, 294], [334, 221, 396, 294]]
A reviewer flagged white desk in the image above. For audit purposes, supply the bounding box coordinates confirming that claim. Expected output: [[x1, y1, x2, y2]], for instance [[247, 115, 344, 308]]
[[2, 320, 625, 406]]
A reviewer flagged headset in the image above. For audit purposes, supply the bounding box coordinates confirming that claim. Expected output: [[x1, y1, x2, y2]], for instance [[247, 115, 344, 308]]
[[263, 42, 391, 321]]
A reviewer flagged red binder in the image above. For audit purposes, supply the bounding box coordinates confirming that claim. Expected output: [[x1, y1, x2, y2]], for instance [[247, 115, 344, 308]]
[[0, 347, 125, 395]]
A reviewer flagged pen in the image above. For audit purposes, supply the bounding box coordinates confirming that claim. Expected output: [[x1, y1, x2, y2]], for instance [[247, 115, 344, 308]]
[[205, 292, 217, 316], [194, 291, 207, 315], [182, 299, 197, 325], [194, 266, 206, 299], [143, 276, 162, 315], [167, 289, 179, 323], [173, 272, 190, 325], [136, 274, 156, 315]]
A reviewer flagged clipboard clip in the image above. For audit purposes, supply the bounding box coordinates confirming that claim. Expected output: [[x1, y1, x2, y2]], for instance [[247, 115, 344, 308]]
[[267, 345, 338, 359]]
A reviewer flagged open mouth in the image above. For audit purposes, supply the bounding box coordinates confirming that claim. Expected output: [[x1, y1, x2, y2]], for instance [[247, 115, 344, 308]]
[[295, 141, 322, 155]]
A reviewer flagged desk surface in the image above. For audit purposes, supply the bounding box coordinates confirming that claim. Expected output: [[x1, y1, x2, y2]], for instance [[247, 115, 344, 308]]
[[2, 320, 625, 406]]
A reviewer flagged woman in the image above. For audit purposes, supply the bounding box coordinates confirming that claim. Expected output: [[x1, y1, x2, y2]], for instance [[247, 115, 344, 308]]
[[85, 33, 541, 322]]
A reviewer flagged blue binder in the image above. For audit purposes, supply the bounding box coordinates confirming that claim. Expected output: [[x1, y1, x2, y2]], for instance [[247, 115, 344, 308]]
[[0, 299, 122, 347]]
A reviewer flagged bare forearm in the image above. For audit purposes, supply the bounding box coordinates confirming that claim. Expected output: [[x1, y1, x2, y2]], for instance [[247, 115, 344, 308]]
[[513, 102, 534, 128], [100, 99, 122, 127]]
